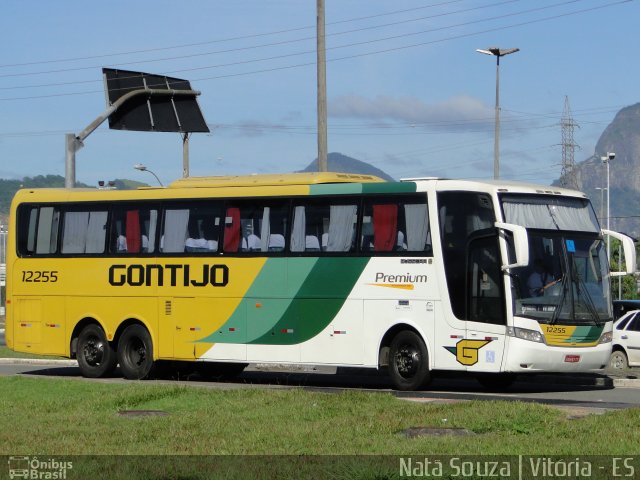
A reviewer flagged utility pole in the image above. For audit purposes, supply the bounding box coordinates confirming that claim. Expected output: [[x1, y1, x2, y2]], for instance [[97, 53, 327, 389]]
[[560, 96, 579, 190], [182, 132, 190, 177], [317, 0, 328, 172]]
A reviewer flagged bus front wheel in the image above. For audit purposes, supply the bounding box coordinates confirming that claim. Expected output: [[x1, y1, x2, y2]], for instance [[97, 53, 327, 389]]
[[117, 324, 154, 380], [388, 330, 431, 391], [76, 324, 117, 378]]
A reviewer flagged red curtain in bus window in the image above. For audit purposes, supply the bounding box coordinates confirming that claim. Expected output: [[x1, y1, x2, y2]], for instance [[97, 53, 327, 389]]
[[373, 204, 397, 252], [125, 210, 141, 253], [224, 207, 241, 252]]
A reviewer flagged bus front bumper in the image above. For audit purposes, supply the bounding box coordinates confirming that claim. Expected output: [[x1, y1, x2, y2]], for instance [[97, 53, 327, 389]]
[[503, 337, 611, 372]]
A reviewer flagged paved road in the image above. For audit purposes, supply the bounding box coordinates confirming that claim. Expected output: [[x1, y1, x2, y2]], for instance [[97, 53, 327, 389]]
[[2, 360, 639, 411]]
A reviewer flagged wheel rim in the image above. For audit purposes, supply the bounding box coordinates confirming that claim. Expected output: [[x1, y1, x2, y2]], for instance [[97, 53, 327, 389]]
[[82, 335, 106, 366], [610, 353, 625, 370], [126, 337, 147, 367], [395, 343, 420, 378]]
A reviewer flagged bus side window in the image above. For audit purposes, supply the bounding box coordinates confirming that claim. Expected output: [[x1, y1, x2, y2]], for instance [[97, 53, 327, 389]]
[[112, 206, 158, 254], [188, 217, 219, 252], [291, 200, 357, 254], [360, 195, 430, 255], [225, 202, 288, 254], [17, 205, 60, 256], [61, 209, 107, 254]]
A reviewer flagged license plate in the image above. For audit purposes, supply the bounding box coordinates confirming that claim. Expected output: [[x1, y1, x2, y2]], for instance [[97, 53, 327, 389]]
[[564, 355, 580, 363]]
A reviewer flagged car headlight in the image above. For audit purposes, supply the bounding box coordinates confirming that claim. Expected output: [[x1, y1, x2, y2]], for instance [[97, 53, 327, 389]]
[[507, 326, 545, 343], [598, 330, 612, 344]]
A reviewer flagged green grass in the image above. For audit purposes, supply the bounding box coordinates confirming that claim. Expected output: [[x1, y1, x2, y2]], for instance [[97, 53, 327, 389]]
[[2, 377, 638, 479], [1, 376, 638, 456]]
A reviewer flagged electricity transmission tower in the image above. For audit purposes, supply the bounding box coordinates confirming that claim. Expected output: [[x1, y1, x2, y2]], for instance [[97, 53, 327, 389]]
[[560, 96, 579, 189]]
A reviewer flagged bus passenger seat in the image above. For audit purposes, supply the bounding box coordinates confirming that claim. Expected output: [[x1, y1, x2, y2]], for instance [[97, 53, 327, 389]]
[[268, 234, 285, 251], [305, 235, 320, 252], [246, 234, 261, 251]]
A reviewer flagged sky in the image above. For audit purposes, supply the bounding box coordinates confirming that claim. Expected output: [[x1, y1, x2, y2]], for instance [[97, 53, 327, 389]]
[[0, 0, 638, 187]]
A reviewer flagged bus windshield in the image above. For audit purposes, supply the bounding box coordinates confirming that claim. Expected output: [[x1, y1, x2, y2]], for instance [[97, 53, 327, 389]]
[[501, 195, 611, 325]]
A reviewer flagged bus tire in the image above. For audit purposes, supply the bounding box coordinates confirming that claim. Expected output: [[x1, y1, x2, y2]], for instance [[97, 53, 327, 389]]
[[389, 330, 431, 391], [117, 324, 154, 380], [76, 324, 117, 378]]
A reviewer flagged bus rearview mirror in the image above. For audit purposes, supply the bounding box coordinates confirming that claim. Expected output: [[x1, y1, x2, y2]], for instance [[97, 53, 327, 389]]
[[495, 222, 529, 271]]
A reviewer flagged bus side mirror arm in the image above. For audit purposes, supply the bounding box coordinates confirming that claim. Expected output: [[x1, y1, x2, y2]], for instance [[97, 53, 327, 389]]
[[602, 229, 637, 276], [495, 222, 529, 271]]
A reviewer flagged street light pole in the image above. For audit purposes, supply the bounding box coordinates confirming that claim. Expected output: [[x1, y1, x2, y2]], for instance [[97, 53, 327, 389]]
[[476, 47, 519, 180], [134, 163, 164, 186], [601, 152, 615, 261]]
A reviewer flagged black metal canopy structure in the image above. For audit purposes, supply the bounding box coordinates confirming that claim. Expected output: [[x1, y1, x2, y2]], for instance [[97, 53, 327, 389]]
[[102, 68, 209, 133]]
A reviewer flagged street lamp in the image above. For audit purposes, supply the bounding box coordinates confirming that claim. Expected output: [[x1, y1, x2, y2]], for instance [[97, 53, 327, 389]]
[[476, 47, 519, 180], [134, 163, 163, 186]]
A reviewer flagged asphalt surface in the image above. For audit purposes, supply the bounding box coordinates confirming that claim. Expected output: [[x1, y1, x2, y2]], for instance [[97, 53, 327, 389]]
[[2, 315, 639, 407], [2, 359, 640, 412]]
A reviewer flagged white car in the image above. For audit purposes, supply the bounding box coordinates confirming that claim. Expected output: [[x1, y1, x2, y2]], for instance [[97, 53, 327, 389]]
[[609, 309, 640, 370]]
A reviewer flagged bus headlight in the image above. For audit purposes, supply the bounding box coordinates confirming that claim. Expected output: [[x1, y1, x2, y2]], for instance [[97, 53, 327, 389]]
[[598, 331, 612, 344], [507, 326, 545, 343]]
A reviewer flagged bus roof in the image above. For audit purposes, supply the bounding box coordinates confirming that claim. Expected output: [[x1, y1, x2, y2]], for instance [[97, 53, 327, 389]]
[[168, 172, 385, 188]]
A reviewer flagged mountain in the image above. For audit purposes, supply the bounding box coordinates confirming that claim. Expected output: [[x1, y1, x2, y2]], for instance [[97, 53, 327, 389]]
[[563, 103, 640, 236], [301, 152, 395, 181]]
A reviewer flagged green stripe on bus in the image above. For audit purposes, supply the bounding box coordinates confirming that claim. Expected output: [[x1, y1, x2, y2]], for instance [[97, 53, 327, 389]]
[[197, 258, 318, 343], [309, 182, 417, 196], [249, 257, 369, 345], [566, 325, 602, 343], [309, 184, 363, 195], [199, 257, 369, 345], [361, 182, 417, 194]]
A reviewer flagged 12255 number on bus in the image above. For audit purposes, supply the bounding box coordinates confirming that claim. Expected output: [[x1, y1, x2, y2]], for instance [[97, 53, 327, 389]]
[[21, 270, 59, 283]]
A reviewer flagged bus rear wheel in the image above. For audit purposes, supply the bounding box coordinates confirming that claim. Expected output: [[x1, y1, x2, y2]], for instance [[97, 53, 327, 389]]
[[117, 324, 154, 380], [389, 330, 431, 391], [77, 324, 117, 378]]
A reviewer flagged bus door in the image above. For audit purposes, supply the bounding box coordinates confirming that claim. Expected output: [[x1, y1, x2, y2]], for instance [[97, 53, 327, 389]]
[[464, 232, 507, 373]]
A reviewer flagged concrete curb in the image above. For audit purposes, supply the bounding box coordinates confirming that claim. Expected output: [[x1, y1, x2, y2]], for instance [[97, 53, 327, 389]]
[[0, 358, 77, 366], [610, 377, 640, 387]]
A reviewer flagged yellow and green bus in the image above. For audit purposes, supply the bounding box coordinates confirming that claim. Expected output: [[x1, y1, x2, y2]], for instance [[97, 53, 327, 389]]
[[5, 172, 635, 390]]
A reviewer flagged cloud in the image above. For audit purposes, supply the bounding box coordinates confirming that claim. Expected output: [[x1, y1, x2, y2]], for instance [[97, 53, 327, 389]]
[[328, 94, 496, 133]]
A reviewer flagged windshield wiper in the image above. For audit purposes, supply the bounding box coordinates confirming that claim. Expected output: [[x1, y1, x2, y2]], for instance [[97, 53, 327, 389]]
[[563, 252, 602, 327], [575, 273, 603, 327], [550, 275, 568, 325]]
